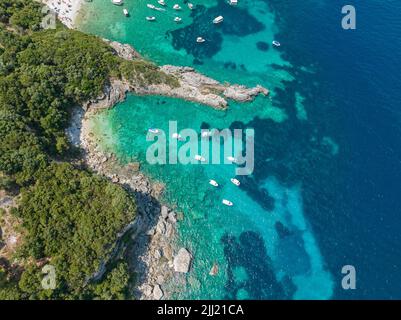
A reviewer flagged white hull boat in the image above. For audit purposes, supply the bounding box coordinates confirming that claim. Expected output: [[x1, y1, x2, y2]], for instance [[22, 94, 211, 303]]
[[173, 4, 181, 10], [227, 156, 237, 163], [196, 37, 206, 43], [148, 128, 159, 133], [209, 180, 219, 187], [194, 155, 206, 162], [222, 199, 233, 206], [272, 40, 281, 47], [201, 131, 213, 137], [112, 0, 123, 5], [230, 178, 240, 186], [172, 132, 183, 140], [213, 16, 224, 24], [146, 16, 156, 21]]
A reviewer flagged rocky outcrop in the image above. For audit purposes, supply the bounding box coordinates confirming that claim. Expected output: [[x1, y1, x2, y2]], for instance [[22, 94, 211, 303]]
[[173, 248, 192, 273], [131, 65, 269, 110], [83, 79, 129, 111], [135, 205, 181, 300], [153, 284, 164, 300], [86, 40, 270, 111], [103, 39, 142, 60]]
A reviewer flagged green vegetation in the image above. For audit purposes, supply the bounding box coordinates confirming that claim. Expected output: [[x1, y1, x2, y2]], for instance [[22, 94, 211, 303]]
[[120, 60, 180, 88], [10, 163, 135, 299], [0, 0, 43, 30], [90, 261, 131, 300], [0, 0, 178, 299]]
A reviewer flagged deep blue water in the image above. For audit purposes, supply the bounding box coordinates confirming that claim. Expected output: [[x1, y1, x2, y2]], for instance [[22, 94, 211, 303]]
[[269, 0, 401, 298]]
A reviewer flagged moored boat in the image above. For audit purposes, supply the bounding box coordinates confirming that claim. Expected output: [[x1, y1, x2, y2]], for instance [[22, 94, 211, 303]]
[[188, 3, 194, 9], [272, 40, 281, 47], [209, 180, 219, 187], [123, 9, 129, 16], [213, 15, 224, 24], [194, 154, 206, 162], [157, 0, 166, 5], [112, 0, 123, 5], [196, 37, 206, 43], [222, 199, 233, 206], [147, 3, 156, 9], [148, 128, 159, 133], [229, 0, 238, 5], [227, 156, 237, 163], [201, 131, 213, 137], [172, 132, 183, 139], [230, 178, 240, 186], [174, 17, 182, 22], [173, 4, 181, 10], [146, 16, 156, 21]]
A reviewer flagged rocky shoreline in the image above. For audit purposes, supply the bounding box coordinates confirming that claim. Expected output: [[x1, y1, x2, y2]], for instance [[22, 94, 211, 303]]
[[85, 41, 269, 111], [68, 107, 189, 300], [66, 39, 269, 300], [131, 65, 269, 109]]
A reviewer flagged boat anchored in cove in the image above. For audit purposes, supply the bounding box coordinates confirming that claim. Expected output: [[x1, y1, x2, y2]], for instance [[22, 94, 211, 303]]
[[213, 16, 224, 24], [209, 180, 219, 187]]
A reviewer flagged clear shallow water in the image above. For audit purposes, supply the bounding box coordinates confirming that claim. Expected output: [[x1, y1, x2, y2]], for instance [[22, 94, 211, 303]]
[[80, 0, 401, 299]]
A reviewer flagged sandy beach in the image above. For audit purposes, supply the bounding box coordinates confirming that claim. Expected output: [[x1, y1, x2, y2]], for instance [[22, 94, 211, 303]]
[[42, 0, 83, 29]]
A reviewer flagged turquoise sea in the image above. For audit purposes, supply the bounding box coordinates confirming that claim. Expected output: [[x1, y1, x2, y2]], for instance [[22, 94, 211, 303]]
[[78, 0, 401, 299]]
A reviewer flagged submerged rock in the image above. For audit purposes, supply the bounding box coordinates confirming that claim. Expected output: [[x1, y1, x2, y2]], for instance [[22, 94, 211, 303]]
[[173, 248, 192, 273]]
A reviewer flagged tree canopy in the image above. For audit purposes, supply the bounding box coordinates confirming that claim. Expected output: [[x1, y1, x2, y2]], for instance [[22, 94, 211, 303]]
[[0, 0, 146, 300]]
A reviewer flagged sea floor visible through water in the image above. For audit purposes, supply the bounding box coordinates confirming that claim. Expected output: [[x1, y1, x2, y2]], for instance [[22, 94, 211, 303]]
[[77, 0, 401, 299]]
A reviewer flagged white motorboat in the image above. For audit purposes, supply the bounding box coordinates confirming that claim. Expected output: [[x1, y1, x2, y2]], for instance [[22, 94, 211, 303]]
[[147, 4, 156, 9], [229, 0, 238, 5], [172, 132, 183, 139], [148, 128, 160, 133], [158, 0, 166, 5], [227, 156, 237, 163], [194, 155, 206, 162], [196, 37, 206, 43], [213, 16, 224, 24], [272, 40, 281, 47], [112, 0, 123, 5], [146, 16, 156, 21], [222, 199, 233, 206], [201, 131, 212, 137], [209, 180, 219, 187], [230, 178, 240, 186], [173, 4, 181, 10], [123, 9, 129, 16], [188, 3, 194, 9], [174, 17, 182, 22]]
